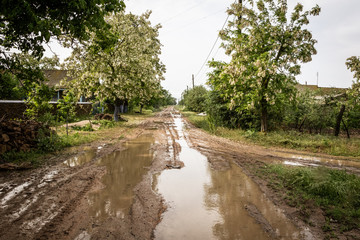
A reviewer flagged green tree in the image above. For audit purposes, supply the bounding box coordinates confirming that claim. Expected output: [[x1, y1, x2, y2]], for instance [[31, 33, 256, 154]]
[[65, 11, 165, 121], [208, 0, 320, 132], [1, 0, 125, 56], [1, 0, 125, 98], [345, 56, 360, 130], [181, 85, 208, 112], [57, 90, 77, 136]]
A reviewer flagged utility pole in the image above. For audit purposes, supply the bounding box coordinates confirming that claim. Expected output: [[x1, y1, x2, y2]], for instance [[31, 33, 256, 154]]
[[192, 74, 195, 88], [317, 72, 319, 86]]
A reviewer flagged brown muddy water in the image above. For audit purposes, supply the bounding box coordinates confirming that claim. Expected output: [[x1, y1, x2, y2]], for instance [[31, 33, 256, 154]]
[[63, 149, 97, 167], [153, 113, 309, 240], [87, 135, 155, 220]]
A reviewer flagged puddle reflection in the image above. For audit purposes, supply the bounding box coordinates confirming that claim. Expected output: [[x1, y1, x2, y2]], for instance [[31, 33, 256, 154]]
[[154, 113, 303, 240], [63, 149, 96, 167], [276, 153, 360, 168], [88, 135, 154, 220]]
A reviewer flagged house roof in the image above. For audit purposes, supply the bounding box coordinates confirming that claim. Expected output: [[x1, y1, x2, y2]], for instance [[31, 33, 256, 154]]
[[296, 84, 348, 96], [43, 70, 71, 88]]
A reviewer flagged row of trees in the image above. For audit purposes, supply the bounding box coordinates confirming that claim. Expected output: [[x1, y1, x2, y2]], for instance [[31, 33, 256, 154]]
[[181, 0, 360, 135], [181, 81, 360, 136], [1, 1, 174, 121]]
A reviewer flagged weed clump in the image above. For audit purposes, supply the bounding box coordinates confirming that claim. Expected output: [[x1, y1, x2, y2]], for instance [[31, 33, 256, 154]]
[[264, 165, 360, 231]]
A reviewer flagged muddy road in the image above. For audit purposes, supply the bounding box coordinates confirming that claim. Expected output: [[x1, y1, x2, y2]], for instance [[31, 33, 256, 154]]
[[1, 107, 359, 239]]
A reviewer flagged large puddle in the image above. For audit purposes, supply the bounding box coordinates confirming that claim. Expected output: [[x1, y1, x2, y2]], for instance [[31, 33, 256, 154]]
[[87, 134, 154, 220], [153, 113, 306, 240]]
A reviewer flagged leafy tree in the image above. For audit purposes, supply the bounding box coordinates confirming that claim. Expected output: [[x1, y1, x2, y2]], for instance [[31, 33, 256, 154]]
[[25, 83, 55, 120], [1, 0, 125, 100], [208, 0, 320, 132], [0, 0, 125, 56], [57, 90, 77, 136], [65, 11, 165, 121], [137, 86, 176, 111], [0, 72, 26, 100], [345, 56, 360, 130], [181, 86, 208, 112]]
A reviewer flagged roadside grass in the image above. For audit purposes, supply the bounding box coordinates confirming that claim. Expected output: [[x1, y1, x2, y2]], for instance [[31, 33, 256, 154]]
[[258, 164, 360, 233], [181, 111, 360, 158], [0, 111, 154, 167]]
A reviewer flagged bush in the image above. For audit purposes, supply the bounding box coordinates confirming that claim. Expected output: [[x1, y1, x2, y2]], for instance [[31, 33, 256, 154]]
[[181, 86, 208, 112]]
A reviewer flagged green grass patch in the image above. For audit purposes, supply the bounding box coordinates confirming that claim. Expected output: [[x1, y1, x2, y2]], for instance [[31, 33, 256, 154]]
[[182, 111, 360, 158], [71, 123, 94, 131], [261, 164, 360, 232], [1, 112, 154, 168]]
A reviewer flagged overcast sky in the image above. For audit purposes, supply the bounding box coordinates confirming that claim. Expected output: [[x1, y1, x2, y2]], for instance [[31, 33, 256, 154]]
[[47, 0, 360, 100]]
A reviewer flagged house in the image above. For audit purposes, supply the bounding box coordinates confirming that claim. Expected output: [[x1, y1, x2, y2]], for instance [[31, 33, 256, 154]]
[[44, 70, 87, 102], [296, 83, 348, 100]]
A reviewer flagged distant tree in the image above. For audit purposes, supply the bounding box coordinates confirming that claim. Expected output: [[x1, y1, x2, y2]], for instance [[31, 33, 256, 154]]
[[181, 86, 208, 112], [208, 0, 320, 132], [65, 11, 165, 121]]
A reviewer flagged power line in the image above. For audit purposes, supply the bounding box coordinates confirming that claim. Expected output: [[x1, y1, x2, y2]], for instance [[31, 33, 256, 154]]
[[161, 8, 226, 35], [194, 9, 231, 79]]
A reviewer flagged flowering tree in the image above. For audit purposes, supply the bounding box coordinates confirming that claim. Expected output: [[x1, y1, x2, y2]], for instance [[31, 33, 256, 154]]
[[208, 0, 320, 132], [344, 56, 360, 131], [65, 11, 165, 121]]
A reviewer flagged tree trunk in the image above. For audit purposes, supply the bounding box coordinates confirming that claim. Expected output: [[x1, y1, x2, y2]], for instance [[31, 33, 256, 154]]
[[114, 98, 122, 122], [298, 116, 307, 132], [260, 97, 268, 132], [140, 104, 144, 114], [342, 119, 350, 139], [334, 104, 346, 137], [66, 110, 69, 136]]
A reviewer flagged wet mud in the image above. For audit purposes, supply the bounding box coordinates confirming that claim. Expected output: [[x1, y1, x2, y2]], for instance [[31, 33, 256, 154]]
[[154, 112, 305, 240], [1, 107, 359, 239]]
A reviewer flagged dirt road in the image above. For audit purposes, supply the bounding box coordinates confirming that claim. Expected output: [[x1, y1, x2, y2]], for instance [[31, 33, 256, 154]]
[[1, 107, 359, 239]]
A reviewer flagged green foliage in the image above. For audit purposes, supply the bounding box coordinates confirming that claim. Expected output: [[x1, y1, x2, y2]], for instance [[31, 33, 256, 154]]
[[25, 83, 55, 119], [181, 85, 208, 112], [208, 0, 320, 132], [71, 123, 94, 132], [146, 87, 177, 109], [65, 11, 165, 121], [1, 0, 125, 109], [57, 90, 77, 123], [0, 72, 26, 100], [36, 128, 63, 152], [0, 150, 45, 167], [345, 56, 360, 129], [205, 89, 258, 129], [184, 111, 360, 157], [0, 0, 125, 57], [265, 165, 360, 230], [97, 120, 117, 129]]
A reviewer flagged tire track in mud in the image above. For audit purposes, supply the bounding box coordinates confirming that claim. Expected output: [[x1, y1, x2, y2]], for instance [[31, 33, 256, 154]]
[[0, 163, 104, 240]]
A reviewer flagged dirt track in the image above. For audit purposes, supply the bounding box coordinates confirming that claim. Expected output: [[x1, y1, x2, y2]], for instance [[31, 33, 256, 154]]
[[1, 107, 359, 239]]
